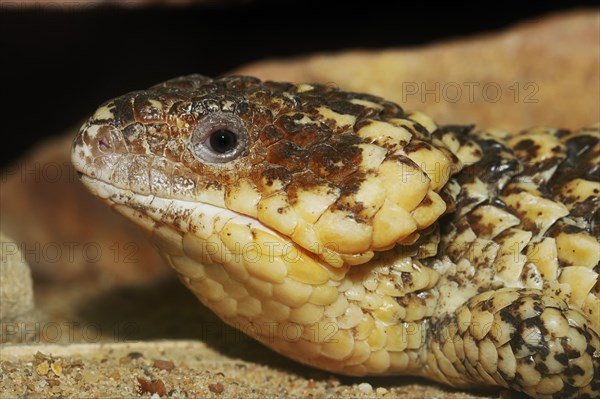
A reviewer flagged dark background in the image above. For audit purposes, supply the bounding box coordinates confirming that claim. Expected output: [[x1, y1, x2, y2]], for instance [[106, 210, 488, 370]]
[[0, 0, 596, 169]]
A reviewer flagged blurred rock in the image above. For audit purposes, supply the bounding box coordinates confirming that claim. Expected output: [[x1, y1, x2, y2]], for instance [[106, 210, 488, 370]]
[[236, 10, 599, 131], [0, 133, 170, 286], [0, 233, 35, 320]]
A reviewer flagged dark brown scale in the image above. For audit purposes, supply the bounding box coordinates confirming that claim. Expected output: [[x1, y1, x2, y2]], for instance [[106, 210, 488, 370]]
[[308, 142, 359, 182], [552, 133, 600, 188], [286, 171, 336, 205], [324, 99, 379, 120], [258, 166, 292, 188], [133, 94, 166, 122], [512, 138, 539, 158], [145, 123, 170, 155], [465, 212, 495, 238], [259, 125, 284, 146], [266, 140, 308, 172], [433, 125, 476, 145], [151, 74, 214, 89], [458, 138, 521, 190], [273, 113, 332, 147]]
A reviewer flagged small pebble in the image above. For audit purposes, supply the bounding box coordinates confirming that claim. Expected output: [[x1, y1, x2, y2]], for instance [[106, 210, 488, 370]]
[[376, 387, 388, 396], [36, 360, 49, 376], [327, 375, 340, 387], [109, 370, 121, 380], [208, 382, 224, 394], [83, 371, 99, 383], [137, 377, 167, 396], [48, 379, 60, 387], [153, 359, 175, 371], [127, 351, 144, 360], [51, 361, 63, 377], [358, 382, 373, 394], [151, 394, 160, 399]]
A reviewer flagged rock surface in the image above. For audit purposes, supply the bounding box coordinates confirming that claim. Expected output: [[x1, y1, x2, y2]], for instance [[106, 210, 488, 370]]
[[237, 10, 599, 131], [0, 134, 169, 285], [0, 233, 35, 321]]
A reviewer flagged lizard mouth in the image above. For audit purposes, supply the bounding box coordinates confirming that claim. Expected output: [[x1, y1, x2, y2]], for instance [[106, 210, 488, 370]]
[[78, 174, 345, 285], [79, 174, 279, 239]]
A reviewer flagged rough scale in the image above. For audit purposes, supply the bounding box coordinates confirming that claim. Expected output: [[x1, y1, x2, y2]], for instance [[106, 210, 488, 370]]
[[72, 75, 600, 398]]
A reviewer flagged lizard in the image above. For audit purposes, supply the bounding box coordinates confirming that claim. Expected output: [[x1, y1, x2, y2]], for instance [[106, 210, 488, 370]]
[[71, 74, 600, 398]]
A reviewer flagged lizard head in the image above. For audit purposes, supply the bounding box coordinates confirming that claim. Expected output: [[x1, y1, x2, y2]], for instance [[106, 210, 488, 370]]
[[72, 74, 458, 268], [71, 75, 458, 374]]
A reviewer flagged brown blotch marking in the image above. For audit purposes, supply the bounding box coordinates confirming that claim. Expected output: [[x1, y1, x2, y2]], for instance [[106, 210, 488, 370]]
[[260, 125, 284, 146], [535, 361, 550, 374], [205, 180, 223, 191], [325, 99, 378, 119], [308, 142, 359, 182], [133, 94, 165, 122], [460, 137, 521, 188], [551, 133, 600, 188], [560, 336, 582, 359], [332, 174, 370, 216], [286, 171, 338, 206], [122, 123, 148, 154], [465, 211, 494, 237], [554, 129, 571, 139], [419, 195, 433, 206], [234, 100, 251, 116], [266, 140, 308, 172], [168, 100, 197, 126], [108, 95, 136, 127], [353, 118, 373, 132], [274, 112, 332, 148], [146, 123, 169, 155], [472, 147, 483, 158], [403, 139, 435, 155], [73, 131, 85, 148], [564, 364, 586, 377], [512, 138, 540, 160], [168, 125, 182, 140], [401, 272, 413, 287], [330, 132, 365, 150], [433, 124, 476, 143], [259, 166, 292, 188]]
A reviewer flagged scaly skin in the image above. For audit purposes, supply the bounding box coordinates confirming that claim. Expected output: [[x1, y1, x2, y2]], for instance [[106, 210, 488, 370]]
[[71, 75, 600, 398]]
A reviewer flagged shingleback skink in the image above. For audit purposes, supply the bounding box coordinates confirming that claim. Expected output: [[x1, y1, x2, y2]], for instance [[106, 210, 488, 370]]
[[71, 75, 600, 398]]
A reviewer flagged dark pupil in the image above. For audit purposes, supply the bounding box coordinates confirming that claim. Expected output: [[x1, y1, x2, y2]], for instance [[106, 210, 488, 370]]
[[209, 129, 238, 154]]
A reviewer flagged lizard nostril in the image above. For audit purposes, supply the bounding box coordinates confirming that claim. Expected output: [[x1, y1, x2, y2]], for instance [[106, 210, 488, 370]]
[[98, 138, 111, 152]]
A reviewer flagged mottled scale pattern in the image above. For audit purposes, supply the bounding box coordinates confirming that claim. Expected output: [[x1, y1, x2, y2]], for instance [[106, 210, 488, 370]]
[[72, 75, 600, 399]]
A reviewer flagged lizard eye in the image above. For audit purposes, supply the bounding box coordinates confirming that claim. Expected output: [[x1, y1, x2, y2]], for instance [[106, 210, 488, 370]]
[[208, 129, 238, 154], [189, 112, 248, 163]]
